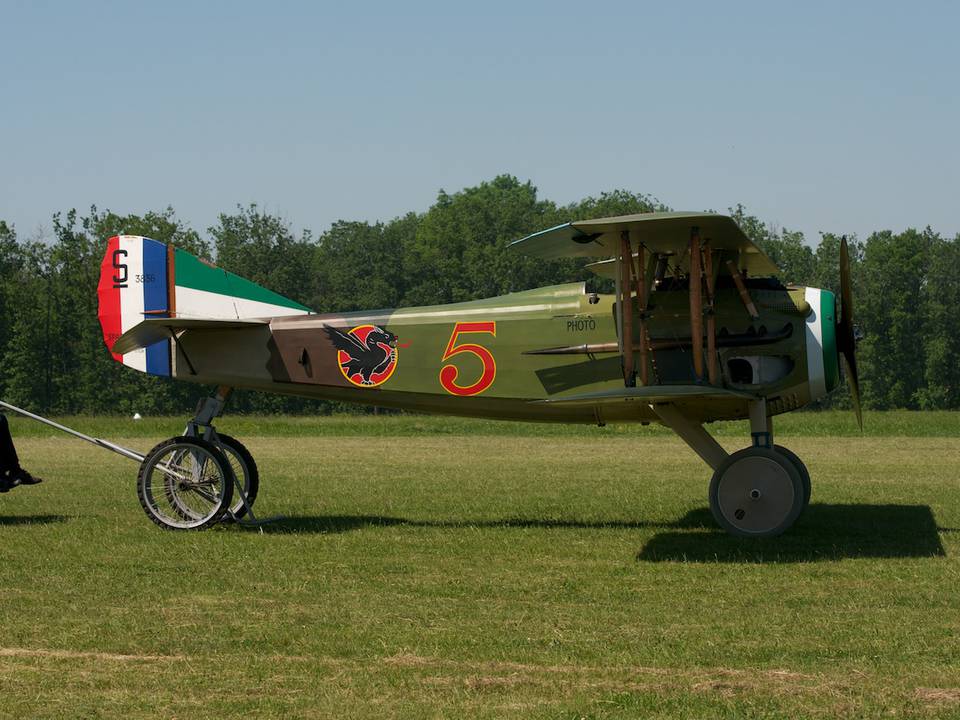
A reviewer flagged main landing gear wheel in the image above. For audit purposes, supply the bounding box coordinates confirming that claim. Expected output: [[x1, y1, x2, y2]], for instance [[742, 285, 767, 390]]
[[137, 436, 234, 530], [773, 444, 811, 513], [709, 447, 805, 538], [215, 434, 259, 521]]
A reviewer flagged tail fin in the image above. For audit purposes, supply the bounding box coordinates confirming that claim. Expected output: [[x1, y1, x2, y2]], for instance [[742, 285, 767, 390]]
[[97, 235, 311, 375]]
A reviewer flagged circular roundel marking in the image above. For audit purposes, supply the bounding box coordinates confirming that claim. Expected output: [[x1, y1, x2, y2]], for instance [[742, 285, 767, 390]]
[[336, 324, 399, 388]]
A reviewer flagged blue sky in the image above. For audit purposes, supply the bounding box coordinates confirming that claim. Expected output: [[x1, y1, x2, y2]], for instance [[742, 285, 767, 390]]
[[2, 0, 957, 245]]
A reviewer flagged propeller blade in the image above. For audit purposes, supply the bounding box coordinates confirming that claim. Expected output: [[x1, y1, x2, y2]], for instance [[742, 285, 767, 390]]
[[836, 236, 862, 430], [840, 350, 863, 431], [840, 236, 853, 328]]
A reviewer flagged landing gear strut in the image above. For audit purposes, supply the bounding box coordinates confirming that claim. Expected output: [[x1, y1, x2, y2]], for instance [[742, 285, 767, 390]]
[[656, 398, 811, 538]]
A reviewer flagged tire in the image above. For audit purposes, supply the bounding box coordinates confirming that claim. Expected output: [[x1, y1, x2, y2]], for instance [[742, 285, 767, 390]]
[[137, 436, 234, 530], [215, 434, 259, 521], [709, 446, 804, 538], [773, 444, 811, 513]]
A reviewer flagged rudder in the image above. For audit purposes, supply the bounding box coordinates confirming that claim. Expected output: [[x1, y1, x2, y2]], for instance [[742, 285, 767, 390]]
[[97, 235, 172, 376]]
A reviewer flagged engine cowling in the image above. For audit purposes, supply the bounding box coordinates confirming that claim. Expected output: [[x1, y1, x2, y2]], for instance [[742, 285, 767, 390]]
[[802, 286, 840, 403]]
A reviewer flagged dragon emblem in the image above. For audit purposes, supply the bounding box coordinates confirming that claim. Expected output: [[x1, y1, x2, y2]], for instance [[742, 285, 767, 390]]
[[324, 324, 398, 387]]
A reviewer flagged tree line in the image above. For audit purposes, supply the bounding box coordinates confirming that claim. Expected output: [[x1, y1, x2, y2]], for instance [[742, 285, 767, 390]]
[[0, 175, 956, 415]]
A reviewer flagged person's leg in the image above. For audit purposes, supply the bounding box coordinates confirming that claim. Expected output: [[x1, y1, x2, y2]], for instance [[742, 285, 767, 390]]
[[0, 414, 40, 489], [0, 414, 20, 473]]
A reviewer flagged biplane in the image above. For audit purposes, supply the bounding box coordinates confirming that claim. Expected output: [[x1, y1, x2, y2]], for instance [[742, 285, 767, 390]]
[[92, 211, 859, 537]]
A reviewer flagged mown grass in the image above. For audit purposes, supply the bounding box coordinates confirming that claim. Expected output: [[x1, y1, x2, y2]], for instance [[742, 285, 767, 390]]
[[6, 408, 960, 439], [1, 412, 959, 718]]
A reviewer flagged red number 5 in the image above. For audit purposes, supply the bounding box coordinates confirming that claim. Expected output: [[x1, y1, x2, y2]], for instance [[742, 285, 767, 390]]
[[439, 322, 497, 396]]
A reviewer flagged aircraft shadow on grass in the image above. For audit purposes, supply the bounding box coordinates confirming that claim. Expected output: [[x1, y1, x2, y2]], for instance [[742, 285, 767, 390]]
[[637, 504, 946, 563], [262, 515, 663, 534], [263, 504, 946, 563], [0, 514, 70, 527]]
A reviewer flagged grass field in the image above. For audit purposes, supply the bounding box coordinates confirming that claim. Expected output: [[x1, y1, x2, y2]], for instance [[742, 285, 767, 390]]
[[1, 411, 960, 718]]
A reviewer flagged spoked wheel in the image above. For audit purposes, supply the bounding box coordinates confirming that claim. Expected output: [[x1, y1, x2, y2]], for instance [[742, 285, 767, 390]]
[[773, 444, 811, 513], [709, 447, 804, 537], [137, 436, 234, 530], [215, 434, 259, 521]]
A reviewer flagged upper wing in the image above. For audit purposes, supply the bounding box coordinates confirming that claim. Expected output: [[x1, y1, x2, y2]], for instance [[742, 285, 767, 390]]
[[508, 211, 779, 277], [111, 317, 268, 354]]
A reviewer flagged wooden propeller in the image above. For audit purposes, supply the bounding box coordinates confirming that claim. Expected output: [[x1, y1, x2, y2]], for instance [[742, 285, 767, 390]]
[[836, 237, 862, 430]]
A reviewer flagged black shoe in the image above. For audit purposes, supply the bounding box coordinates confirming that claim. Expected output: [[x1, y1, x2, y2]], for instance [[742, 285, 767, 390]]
[[10, 469, 42, 486]]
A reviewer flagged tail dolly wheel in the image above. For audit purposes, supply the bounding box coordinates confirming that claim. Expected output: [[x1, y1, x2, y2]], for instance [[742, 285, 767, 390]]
[[137, 436, 234, 530], [178, 386, 270, 527]]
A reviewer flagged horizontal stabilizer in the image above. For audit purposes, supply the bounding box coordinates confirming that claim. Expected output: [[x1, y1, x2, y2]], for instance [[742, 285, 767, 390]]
[[533, 385, 757, 408], [112, 317, 268, 355]]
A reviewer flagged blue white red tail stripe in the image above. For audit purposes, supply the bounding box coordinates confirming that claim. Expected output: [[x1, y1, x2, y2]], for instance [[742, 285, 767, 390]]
[[97, 235, 172, 377]]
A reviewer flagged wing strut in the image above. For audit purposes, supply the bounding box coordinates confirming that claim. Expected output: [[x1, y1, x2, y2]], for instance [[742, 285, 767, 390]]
[[703, 239, 718, 385], [689, 227, 704, 381], [611, 222, 745, 388], [726, 260, 760, 319], [634, 243, 649, 386], [619, 231, 635, 387]]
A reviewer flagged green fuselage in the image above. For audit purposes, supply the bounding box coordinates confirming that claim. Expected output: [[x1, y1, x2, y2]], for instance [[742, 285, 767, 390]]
[[175, 281, 829, 424]]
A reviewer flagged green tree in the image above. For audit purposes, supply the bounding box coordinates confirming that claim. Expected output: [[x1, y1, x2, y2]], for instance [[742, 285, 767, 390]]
[[856, 228, 934, 409], [3, 237, 57, 410], [0, 221, 22, 398], [90, 206, 209, 257], [402, 175, 569, 306], [565, 189, 667, 221], [313, 219, 408, 313], [918, 234, 960, 409], [730, 204, 816, 286], [209, 204, 315, 307]]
